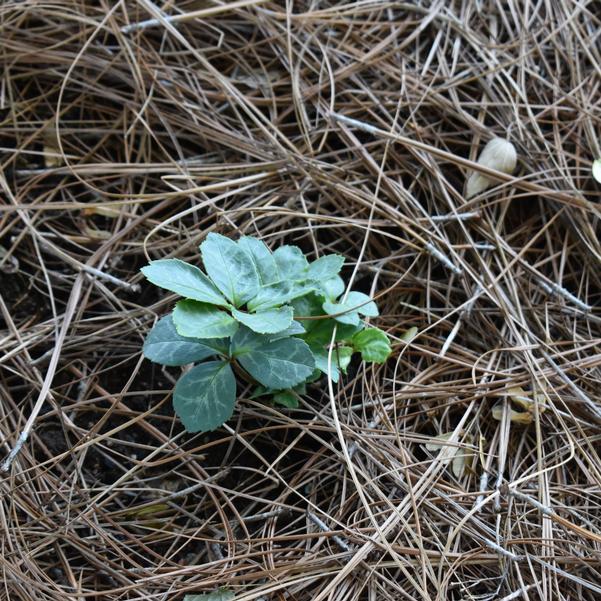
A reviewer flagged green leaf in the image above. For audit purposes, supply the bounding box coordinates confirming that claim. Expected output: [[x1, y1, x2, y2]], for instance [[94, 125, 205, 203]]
[[307, 254, 344, 281], [231, 326, 314, 389], [247, 281, 316, 311], [292, 293, 323, 320], [322, 300, 361, 326], [311, 345, 353, 383], [268, 320, 305, 340], [231, 306, 293, 334], [200, 233, 259, 307], [302, 316, 363, 346], [337, 345, 354, 372], [141, 259, 228, 306], [143, 315, 225, 366], [323, 291, 378, 325], [307, 368, 322, 382], [238, 236, 279, 285], [173, 300, 238, 339], [345, 291, 378, 316], [273, 390, 299, 408], [352, 328, 391, 363], [323, 291, 379, 325], [312, 349, 340, 383], [292, 381, 307, 395], [173, 361, 236, 432], [249, 385, 270, 399], [273, 245, 308, 280], [319, 275, 345, 300], [252, 382, 306, 401], [184, 590, 235, 601]]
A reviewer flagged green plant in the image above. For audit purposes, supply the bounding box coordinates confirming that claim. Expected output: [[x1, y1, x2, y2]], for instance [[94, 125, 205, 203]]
[[141, 233, 391, 432]]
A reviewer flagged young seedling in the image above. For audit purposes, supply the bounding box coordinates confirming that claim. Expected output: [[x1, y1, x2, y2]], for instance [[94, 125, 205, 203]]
[[141, 233, 391, 433]]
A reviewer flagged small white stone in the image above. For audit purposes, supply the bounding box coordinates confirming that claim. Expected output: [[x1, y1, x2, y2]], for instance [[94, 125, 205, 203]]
[[466, 137, 517, 199]]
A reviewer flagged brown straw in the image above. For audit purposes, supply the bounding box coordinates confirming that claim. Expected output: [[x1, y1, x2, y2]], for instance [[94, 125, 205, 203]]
[[1, 1, 600, 599]]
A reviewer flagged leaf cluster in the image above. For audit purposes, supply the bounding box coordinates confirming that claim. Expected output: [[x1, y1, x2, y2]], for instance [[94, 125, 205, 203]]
[[142, 234, 391, 432]]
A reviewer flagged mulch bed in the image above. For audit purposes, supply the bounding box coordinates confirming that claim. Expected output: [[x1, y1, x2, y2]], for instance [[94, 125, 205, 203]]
[[1, 2, 600, 600]]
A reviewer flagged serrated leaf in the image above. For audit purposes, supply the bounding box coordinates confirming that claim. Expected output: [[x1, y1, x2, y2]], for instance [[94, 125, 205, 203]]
[[273, 245, 308, 280], [173, 300, 238, 339], [231, 306, 293, 334], [312, 349, 340, 382], [593, 158, 601, 183], [347, 291, 378, 316], [251, 381, 305, 400], [231, 326, 314, 389], [173, 361, 236, 432], [247, 281, 316, 311], [323, 291, 377, 326], [336, 345, 353, 372], [141, 259, 228, 306], [143, 315, 225, 366], [273, 390, 299, 408], [184, 590, 235, 601], [307, 368, 322, 382], [329, 291, 378, 316], [322, 301, 360, 325], [292, 381, 307, 395], [291, 292, 323, 320], [250, 385, 271, 399], [268, 320, 305, 340], [238, 236, 279, 285], [307, 254, 344, 281], [319, 275, 345, 300], [200, 233, 259, 307], [352, 328, 391, 363], [302, 317, 363, 347], [312, 344, 355, 382]]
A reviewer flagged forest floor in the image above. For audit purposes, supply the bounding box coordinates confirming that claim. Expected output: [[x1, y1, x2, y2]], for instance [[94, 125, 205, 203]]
[[1, 1, 600, 600]]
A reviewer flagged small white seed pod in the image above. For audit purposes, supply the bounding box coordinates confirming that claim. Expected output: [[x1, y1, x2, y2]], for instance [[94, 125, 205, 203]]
[[466, 137, 517, 199], [593, 158, 601, 183]]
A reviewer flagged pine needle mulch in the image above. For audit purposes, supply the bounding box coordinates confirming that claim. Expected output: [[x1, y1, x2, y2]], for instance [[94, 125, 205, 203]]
[[1, 2, 600, 600]]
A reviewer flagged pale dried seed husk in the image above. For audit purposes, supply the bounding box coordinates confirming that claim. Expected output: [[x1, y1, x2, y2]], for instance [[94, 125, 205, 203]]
[[466, 137, 517, 198]]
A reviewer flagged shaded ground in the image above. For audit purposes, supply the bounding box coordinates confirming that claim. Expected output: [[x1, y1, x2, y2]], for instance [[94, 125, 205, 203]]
[[1, 1, 600, 600]]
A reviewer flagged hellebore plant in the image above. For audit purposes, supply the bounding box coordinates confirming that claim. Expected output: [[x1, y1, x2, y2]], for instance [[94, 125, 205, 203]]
[[141, 233, 391, 433]]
